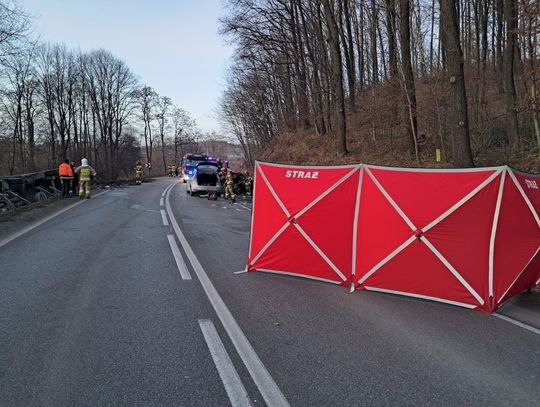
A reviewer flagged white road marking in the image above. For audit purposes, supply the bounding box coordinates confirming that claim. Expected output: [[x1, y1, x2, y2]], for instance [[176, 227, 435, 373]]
[[236, 209, 242, 212], [161, 209, 169, 226], [0, 190, 109, 249], [238, 203, 252, 211], [160, 197, 164, 207], [165, 185, 289, 407], [234, 270, 248, 275], [162, 183, 174, 197], [199, 319, 253, 407], [167, 234, 192, 280], [493, 313, 540, 335]]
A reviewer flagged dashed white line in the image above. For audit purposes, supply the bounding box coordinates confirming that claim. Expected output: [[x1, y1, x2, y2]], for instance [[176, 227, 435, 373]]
[[161, 209, 169, 226], [199, 319, 253, 407], [167, 234, 192, 280], [165, 185, 289, 407], [493, 313, 540, 335]]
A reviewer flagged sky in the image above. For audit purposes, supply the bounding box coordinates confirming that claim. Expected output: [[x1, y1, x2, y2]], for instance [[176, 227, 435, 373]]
[[21, 0, 234, 133]]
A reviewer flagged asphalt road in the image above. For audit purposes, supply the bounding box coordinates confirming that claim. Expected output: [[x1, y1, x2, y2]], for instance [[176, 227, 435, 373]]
[[0, 177, 539, 406]]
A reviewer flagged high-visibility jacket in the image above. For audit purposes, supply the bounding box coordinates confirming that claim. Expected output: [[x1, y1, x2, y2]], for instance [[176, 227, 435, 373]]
[[75, 165, 97, 181], [59, 163, 74, 177]]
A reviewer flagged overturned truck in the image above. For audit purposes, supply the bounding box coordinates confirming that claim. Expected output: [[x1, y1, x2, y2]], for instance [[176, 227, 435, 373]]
[[0, 169, 62, 213]]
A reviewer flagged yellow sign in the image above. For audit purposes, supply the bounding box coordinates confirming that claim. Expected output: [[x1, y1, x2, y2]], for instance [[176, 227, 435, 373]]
[[436, 149, 441, 162]]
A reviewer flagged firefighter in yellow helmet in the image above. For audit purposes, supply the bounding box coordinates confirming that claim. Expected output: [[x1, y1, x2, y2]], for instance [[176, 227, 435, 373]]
[[224, 168, 236, 203], [244, 170, 253, 197], [135, 161, 143, 185], [74, 158, 97, 199]]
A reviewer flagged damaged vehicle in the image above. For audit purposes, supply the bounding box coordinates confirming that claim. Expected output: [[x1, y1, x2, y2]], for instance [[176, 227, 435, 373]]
[[186, 161, 222, 199]]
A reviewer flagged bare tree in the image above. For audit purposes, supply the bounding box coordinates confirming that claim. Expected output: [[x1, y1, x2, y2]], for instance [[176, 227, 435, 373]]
[[322, 0, 348, 157], [440, 0, 474, 167]]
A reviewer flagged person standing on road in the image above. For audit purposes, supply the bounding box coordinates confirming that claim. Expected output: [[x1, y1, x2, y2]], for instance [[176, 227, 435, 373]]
[[224, 168, 236, 204], [244, 170, 253, 197], [75, 158, 97, 199], [135, 161, 143, 185], [58, 159, 74, 198], [70, 160, 78, 196]]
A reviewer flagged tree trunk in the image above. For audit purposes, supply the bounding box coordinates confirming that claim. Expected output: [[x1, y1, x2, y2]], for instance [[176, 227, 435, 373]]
[[440, 0, 474, 167], [504, 0, 519, 152], [399, 0, 419, 154], [322, 0, 348, 156]]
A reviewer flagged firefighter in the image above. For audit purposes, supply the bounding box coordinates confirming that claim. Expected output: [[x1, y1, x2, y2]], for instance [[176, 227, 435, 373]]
[[171, 163, 177, 177], [244, 170, 253, 197], [135, 161, 143, 185], [218, 165, 227, 195], [74, 158, 97, 199], [224, 168, 236, 203], [58, 159, 74, 198], [168, 164, 173, 177]]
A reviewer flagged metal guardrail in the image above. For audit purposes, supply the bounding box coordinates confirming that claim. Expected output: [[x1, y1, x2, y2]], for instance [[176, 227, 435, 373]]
[[0, 169, 61, 213]]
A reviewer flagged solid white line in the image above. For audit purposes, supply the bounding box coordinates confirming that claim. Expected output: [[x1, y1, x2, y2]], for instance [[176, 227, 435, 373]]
[[165, 185, 290, 407], [493, 313, 540, 335], [167, 234, 192, 280], [234, 270, 248, 274], [199, 319, 253, 407], [0, 190, 109, 249], [160, 197, 164, 207], [161, 209, 169, 226], [162, 183, 174, 197]]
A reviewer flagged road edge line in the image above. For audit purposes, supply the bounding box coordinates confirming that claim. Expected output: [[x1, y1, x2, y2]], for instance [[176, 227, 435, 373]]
[[165, 185, 290, 407], [493, 313, 540, 335], [0, 190, 109, 249]]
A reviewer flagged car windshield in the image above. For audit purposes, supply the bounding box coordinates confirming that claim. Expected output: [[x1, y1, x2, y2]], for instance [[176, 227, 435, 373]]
[[196, 164, 219, 173], [185, 159, 205, 167]]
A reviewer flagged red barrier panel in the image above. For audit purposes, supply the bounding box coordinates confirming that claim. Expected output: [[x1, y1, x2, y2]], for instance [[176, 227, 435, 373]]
[[247, 162, 540, 313]]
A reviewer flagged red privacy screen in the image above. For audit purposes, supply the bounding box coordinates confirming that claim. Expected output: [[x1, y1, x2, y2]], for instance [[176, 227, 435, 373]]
[[247, 162, 540, 313]]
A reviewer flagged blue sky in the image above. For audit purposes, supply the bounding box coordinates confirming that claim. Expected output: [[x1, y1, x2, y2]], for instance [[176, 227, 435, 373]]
[[22, 0, 233, 133]]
